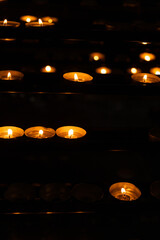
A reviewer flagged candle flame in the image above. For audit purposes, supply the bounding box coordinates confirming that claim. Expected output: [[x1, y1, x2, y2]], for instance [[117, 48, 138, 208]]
[[8, 129, 13, 138], [142, 42, 148, 45], [45, 65, 52, 72], [38, 18, 43, 25], [101, 68, 107, 74], [131, 67, 137, 74], [121, 188, 126, 194], [7, 72, 11, 80], [68, 129, 74, 138], [39, 129, 43, 137], [48, 18, 53, 23], [26, 18, 31, 23], [144, 55, 151, 61], [143, 74, 147, 82], [93, 55, 99, 61], [3, 19, 7, 25], [74, 73, 79, 81], [155, 71, 160, 75]]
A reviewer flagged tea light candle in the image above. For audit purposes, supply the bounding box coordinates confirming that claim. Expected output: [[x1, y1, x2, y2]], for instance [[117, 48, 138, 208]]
[[0, 70, 24, 80], [0, 126, 24, 139], [139, 52, 156, 61], [109, 182, 141, 201], [127, 67, 141, 74], [89, 52, 105, 61], [42, 16, 58, 23], [56, 126, 86, 139], [96, 67, 111, 74], [25, 18, 54, 27], [150, 67, 160, 75], [41, 65, 56, 73], [25, 126, 55, 139], [0, 19, 20, 27], [63, 72, 93, 82], [20, 15, 37, 23], [131, 73, 160, 84]]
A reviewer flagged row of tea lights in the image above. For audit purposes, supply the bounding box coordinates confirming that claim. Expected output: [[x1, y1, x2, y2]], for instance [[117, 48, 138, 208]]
[[0, 15, 58, 28], [0, 126, 86, 139]]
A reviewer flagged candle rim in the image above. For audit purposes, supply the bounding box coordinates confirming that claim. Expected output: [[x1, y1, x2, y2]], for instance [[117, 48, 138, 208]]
[[131, 72, 160, 83], [0, 126, 24, 138], [0, 20, 20, 27], [56, 126, 87, 139], [0, 70, 24, 80], [63, 72, 93, 82], [25, 126, 55, 138]]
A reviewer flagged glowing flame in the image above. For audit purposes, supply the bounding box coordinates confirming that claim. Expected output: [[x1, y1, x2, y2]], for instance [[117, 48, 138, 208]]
[[7, 72, 11, 80], [155, 71, 160, 75], [8, 129, 13, 138], [26, 18, 31, 23], [144, 55, 151, 61], [121, 188, 126, 194], [45, 65, 52, 72], [68, 129, 74, 138], [39, 129, 43, 137], [131, 67, 137, 74], [3, 19, 7, 25], [101, 68, 107, 74], [74, 73, 79, 81], [38, 18, 43, 25], [143, 74, 147, 82], [142, 42, 148, 45], [48, 18, 53, 23], [93, 55, 99, 61]]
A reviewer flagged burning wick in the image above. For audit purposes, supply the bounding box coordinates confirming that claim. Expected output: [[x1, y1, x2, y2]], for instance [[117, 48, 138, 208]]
[[143, 74, 147, 83], [39, 129, 43, 138], [68, 129, 74, 138], [7, 72, 11, 80], [93, 55, 99, 61], [26, 18, 31, 23], [144, 55, 151, 61], [101, 68, 107, 74], [121, 188, 126, 195], [45, 65, 52, 72], [74, 73, 79, 81], [8, 129, 13, 139], [38, 19, 43, 26], [3, 19, 7, 26]]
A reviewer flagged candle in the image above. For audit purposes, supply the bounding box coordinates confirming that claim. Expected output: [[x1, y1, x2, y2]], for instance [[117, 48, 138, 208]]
[[63, 72, 93, 82], [95, 67, 111, 74], [0, 70, 24, 80], [127, 67, 141, 75], [131, 73, 160, 84], [56, 126, 86, 139], [109, 182, 141, 201], [20, 15, 37, 23], [25, 18, 54, 27], [42, 16, 58, 23], [139, 52, 156, 61], [0, 38, 16, 42], [150, 67, 160, 75], [0, 19, 20, 27], [89, 52, 105, 61], [25, 126, 55, 139], [41, 65, 56, 73], [0, 126, 24, 139]]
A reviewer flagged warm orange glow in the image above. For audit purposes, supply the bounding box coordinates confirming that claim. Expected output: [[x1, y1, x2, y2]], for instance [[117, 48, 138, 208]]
[[96, 67, 111, 74], [142, 42, 148, 45], [45, 65, 52, 72], [101, 68, 107, 74], [143, 74, 147, 83], [3, 19, 7, 25], [74, 73, 79, 81], [139, 52, 156, 61], [131, 68, 137, 74], [39, 129, 43, 137], [68, 129, 74, 138], [121, 188, 126, 194], [0, 126, 24, 139], [150, 67, 160, 75], [132, 73, 160, 84], [25, 126, 55, 139], [7, 72, 11, 80], [38, 18, 43, 25], [63, 72, 93, 82], [93, 55, 100, 61], [8, 129, 13, 138], [145, 55, 150, 61], [41, 65, 56, 73], [90, 52, 105, 61], [26, 18, 31, 23]]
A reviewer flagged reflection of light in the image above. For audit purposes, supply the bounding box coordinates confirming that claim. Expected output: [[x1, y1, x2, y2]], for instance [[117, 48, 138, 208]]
[[68, 129, 74, 138]]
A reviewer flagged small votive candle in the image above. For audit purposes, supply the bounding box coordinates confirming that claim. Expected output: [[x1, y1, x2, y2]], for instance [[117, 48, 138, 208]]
[[0, 126, 24, 139], [0, 70, 24, 80], [109, 182, 141, 201], [25, 126, 55, 139], [96, 67, 111, 74], [20, 15, 37, 23], [127, 67, 141, 74], [131, 73, 160, 84], [89, 52, 105, 61], [25, 18, 54, 27], [63, 72, 93, 82], [0, 19, 20, 27], [42, 16, 58, 23], [41, 65, 56, 73], [56, 126, 86, 139], [139, 52, 156, 61], [150, 67, 160, 76]]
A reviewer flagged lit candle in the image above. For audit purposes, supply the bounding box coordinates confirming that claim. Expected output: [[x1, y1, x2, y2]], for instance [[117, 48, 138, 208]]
[[0, 19, 20, 27], [41, 65, 56, 73], [25, 18, 54, 27], [42, 16, 58, 23], [63, 72, 93, 82], [150, 67, 160, 75], [25, 126, 55, 139], [56, 126, 86, 139], [139, 52, 156, 61], [20, 15, 37, 23], [0, 70, 24, 81], [109, 182, 141, 201], [127, 67, 141, 74], [0, 126, 24, 139], [131, 73, 160, 84], [89, 52, 105, 61], [96, 67, 111, 74]]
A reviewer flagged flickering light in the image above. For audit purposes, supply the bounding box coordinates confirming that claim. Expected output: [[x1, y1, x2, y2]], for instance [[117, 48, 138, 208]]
[[0, 19, 20, 27], [56, 126, 86, 139], [131, 73, 160, 84], [109, 182, 141, 201], [0, 126, 24, 139], [25, 126, 55, 139], [0, 70, 24, 81], [39, 129, 43, 138], [96, 67, 111, 74], [139, 52, 156, 61], [89, 52, 105, 61], [63, 72, 93, 82], [42, 16, 58, 23], [20, 15, 37, 23], [25, 18, 54, 27], [41, 65, 56, 73], [128, 67, 141, 74], [150, 67, 160, 75]]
